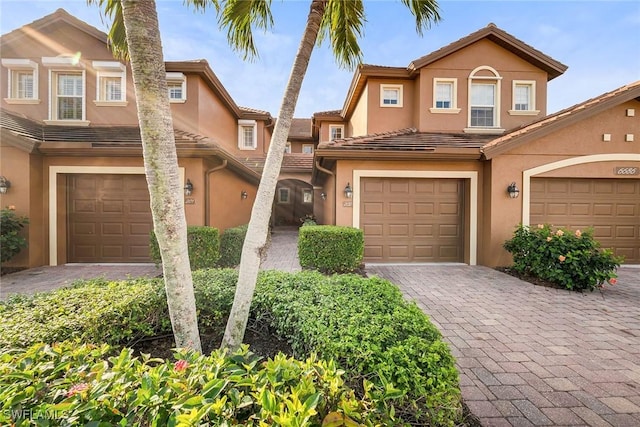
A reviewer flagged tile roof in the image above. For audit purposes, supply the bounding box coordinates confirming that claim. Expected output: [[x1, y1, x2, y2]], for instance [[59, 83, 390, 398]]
[[318, 128, 492, 150], [239, 106, 271, 115], [482, 80, 640, 158], [313, 109, 342, 117], [239, 154, 314, 172], [289, 118, 312, 138]]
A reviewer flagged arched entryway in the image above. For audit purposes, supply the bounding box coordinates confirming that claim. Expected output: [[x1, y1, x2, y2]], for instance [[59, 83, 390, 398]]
[[272, 179, 314, 227]]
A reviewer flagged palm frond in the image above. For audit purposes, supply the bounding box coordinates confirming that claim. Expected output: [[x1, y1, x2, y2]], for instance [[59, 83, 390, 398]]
[[320, 0, 365, 70], [217, 0, 274, 61], [399, 0, 441, 36]]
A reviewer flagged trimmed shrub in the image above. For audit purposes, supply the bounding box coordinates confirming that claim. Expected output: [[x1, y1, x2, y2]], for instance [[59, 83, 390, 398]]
[[504, 224, 622, 291], [217, 224, 248, 267], [0, 342, 395, 426], [0, 208, 29, 263], [150, 226, 220, 270], [298, 225, 364, 273]]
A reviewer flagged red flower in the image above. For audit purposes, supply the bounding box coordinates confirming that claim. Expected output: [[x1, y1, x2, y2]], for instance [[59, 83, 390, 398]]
[[66, 383, 89, 397], [174, 359, 189, 372], [609, 278, 617, 285]]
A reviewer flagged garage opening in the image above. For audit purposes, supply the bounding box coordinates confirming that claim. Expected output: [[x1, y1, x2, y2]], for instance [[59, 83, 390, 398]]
[[67, 174, 153, 263], [360, 177, 464, 262]]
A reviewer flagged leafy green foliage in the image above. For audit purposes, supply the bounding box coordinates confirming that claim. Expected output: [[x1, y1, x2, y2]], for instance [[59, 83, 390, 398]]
[[217, 224, 248, 267], [0, 342, 394, 426], [150, 225, 220, 270], [504, 224, 622, 291], [298, 226, 364, 273], [0, 208, 29, 263], [252, 270, 461, 425]]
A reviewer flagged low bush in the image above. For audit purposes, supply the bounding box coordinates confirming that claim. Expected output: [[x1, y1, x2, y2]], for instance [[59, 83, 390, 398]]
[[150, 226, 220, 270], [0, 342, 395, 426], [504, 224, 622, 291], [0, 207, 29, 263], [217, 224, 248, 267], [252, 270, 461, 425], [298, 225, 364, 273]]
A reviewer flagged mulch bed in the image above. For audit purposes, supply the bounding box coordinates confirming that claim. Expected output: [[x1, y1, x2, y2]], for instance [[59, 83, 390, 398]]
[[496, 266, 566, 290]]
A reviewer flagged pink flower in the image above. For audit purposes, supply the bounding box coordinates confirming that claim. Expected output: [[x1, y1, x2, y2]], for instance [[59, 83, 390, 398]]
[[546, 237, 552, 242], [66, 383, 89, 397], [537, 224, 544, 229], [609, 278, 617, 285], [556, 230, 564, 237], [8, 205, 15, 211], [575, 230, 582, 237], [174, 360, 189, 372], [558, 255, 566, 262]]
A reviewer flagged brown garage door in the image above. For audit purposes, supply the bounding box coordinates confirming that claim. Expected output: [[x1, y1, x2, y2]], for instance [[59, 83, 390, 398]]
[[360, 178, 464, 262], [530, 178, 640, 264], [68, 174, 153, 263]]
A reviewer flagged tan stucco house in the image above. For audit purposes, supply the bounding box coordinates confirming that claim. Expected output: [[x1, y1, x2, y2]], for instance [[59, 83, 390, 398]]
[[1, 10, 638, 269]]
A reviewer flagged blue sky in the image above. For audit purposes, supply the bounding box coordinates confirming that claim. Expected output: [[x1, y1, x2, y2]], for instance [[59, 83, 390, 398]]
[[1, 0, 639, 118]]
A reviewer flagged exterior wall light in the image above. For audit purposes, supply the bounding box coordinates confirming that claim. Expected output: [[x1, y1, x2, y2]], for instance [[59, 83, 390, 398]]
[[344, 182, 353, 199], [241, 190, 248, 200], [184, 179, 193, 196], [0, 176, 10, 194], [507, 182, 520, 199], [320, 192, 327, 200]]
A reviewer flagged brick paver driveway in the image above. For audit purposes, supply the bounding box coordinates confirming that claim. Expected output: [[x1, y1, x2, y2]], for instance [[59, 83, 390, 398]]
[[368, 265, 640, 427]]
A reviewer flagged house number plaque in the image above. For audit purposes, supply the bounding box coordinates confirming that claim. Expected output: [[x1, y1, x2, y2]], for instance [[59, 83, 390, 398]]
[[185, 198, 196, 204], [615, 167, 639, 175]]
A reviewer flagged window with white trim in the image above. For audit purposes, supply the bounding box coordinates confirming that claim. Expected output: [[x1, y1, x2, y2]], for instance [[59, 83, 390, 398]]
[[431, 78, 460, 113], [302, 188, 313, 204], [302, 144, 314, 154], [238, 119, 257, 150], [510, 80, 538, 115], [2, 59, 39, 103], [277, 188, 290, 204], [93, 61, 126, 104], [42, 55, 88, 124], [329, 124, 344, 141], [380, 84, 403, 107], [284, 142, 292, 153], [466, 66, 502, 131], [166, 72, 186, 102]]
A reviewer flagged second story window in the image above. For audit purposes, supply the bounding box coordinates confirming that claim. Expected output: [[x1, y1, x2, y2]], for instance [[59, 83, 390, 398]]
[[302, 144, 314, 154], [93, 61, 126, 105], [284, 142, 292, 153], [380, 84, 403, 107], [510, 81, 538, 115], [1, 59, 39, 103], [238, 119, 257, 150], [329, 124, 344, 141], [431, 78, 460, 114], [166, 72, 186, 103], [470, 83, 496, 127], [53, 72, 84, 121]]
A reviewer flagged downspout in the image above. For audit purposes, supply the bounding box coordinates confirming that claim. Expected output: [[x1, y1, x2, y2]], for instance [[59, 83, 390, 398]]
[[204, 159, 228, 226], [315, 161, 335, 225]]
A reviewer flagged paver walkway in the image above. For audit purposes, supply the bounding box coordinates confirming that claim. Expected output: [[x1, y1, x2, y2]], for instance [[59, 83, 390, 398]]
[[368, 264, 640, 427]]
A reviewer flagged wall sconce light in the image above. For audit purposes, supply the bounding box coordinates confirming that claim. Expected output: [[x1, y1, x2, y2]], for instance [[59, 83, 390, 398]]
[[0, 176, 10, 194], [320, 192, 327, 200], [241, 190, 248, 200], [507, 182, 520, 199], [344, 182, 353, 199], [184, 179, 193, 196]]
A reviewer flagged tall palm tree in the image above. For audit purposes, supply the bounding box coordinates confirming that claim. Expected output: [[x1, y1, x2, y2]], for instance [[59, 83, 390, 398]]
[[219, 0, 440, 350], [89, 0, 202, 351]]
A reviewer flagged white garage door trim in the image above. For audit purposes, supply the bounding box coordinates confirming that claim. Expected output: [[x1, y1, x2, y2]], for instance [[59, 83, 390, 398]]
[[522, 153, 640, 226], [48, 166, 185, 266], [353, 170, 478, 265]]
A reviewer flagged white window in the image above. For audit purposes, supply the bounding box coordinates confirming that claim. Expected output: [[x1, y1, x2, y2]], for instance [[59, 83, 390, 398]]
[[238, 119, 257, 150], [329, 124, 344, 141], [1, 59, 39, 103], [52, 71, 85, 121], [510, 80, 538, 115], [380, 84, 403, 107], [284, 142, 292, 153], [466, 66, 503, 132], [431, 78, 460, 113], [166, 72, 186, 102], [302, 189, 313, 204], [93, 61, 126, 105], [277, 188, 290, 204], [302, 144, 314, 154]]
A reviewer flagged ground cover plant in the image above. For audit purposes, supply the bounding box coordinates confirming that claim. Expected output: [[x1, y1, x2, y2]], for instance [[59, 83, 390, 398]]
[[0, 269, 462, 425], [503, 224, 622, 292]]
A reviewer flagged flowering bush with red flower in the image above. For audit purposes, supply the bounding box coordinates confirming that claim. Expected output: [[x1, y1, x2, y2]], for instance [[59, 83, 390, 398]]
[[504, 224, 622, 291]]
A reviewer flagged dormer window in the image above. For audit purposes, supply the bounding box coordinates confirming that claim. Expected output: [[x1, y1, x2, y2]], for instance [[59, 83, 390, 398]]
[[93, 61, 126, 106], [329, 124, 344, 141], [2, 59, 39, 104], [166, 72, 186, 103], [238, 119, 257, 150], [509, 80, 539, 116], [380, 84, 403, 107], [465, 66, 504, 134]]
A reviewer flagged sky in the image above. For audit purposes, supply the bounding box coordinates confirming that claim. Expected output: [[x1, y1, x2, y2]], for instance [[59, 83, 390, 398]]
[[1, 0, 639, 118]]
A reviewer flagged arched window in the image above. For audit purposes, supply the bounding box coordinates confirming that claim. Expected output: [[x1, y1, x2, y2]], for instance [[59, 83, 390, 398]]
[[466, 66, 502, 132]]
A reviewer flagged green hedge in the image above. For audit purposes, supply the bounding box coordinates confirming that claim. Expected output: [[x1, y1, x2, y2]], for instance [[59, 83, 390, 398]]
[[217, 224, 248, 267], [298, 225, 364, 273], [0, 208, 29, 263], [150, 226, 220, 270]]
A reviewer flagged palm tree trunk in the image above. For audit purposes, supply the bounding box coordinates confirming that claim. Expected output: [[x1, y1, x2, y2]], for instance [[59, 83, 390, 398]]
[[221, 0, 328, 350], [121, 0, 201, 352]]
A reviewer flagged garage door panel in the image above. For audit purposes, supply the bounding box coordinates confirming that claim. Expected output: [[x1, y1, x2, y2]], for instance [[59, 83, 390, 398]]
[[68, 174, 152, 263], [531, 178, 640, 264], [361, 177, 464, 263]]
